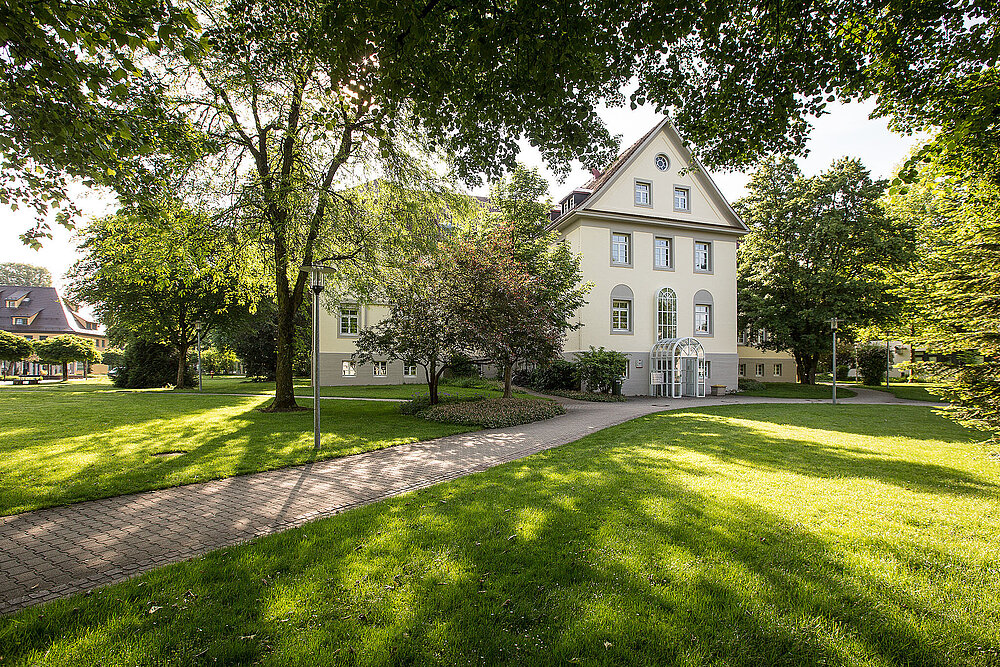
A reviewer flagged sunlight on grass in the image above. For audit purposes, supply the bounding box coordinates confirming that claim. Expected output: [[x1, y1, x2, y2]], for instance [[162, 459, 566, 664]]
[[2, 405, 998, 665], [0, 389, 474, 515]]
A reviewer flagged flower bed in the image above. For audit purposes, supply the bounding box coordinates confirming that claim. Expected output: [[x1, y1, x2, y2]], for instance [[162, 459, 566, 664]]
[[421, 397, 565, 429], [544, 389, 627, 403]]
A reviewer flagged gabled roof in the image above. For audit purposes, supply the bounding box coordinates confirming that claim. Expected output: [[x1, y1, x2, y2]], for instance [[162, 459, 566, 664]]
[[551, 117, 747, 233], [0, 285, 105, 336], [580, 121, 664, 193]]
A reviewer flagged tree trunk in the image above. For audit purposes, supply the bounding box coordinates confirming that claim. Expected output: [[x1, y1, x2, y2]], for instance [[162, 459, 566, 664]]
[[176, 344, 188, 388], [794, 352, 816, 384], [429, 368, 440, 405], [62, 360, 68, 382], [503, 363, 513, 399], [271, 286, 299, 411]]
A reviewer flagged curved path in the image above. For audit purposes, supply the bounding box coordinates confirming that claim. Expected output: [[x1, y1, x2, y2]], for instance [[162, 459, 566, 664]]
[[0, 387, 938, 615]]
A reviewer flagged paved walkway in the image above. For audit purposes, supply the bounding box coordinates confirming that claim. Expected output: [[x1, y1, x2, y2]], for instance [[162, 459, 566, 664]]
[[0, 387, 933, 615]]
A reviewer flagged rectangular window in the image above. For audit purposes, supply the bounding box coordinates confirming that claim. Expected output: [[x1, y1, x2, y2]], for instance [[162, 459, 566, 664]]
[[621, 358, 630, 379], [673, 186, 690, 211], [12, 317, 27, 325], [634, 181, 651, 207], [611, 232, 631, 265], [373, 361, 387, 377], [773, 363, 782, 377], [756, 363, 765, 377], [654, 237, 672, 269], [611, 299, 632, 332], [339, 306, 359, 336], [342, 360, 356, 377], [703, 360, 712, 378], [739, 363, 746, 377], [694, 304, 712, 335], [403, 363, 417, 378], [694, 241, 712, 272]]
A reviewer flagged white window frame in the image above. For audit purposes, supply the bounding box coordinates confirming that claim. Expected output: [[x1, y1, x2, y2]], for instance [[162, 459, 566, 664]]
[[656, 287, 677, 340], [12, 317, 27, 325], [403, 363, 417, 378], [634, 180, 652, 207], [342, 360, 357, 377], [373, 361, 387, 377], [773, 363, 782, 377], [673, 186, 691, 212], [756, 363, 765, 377], [611, 299, 632, 333], [339, 306, 359, 336], [739, 363, 746, 377], [611, 232, 631, 266], [704, 360, 712, 378], [694, 241, 712, 273], [694, 304, 712, 335], [654, 236, 672, 270]]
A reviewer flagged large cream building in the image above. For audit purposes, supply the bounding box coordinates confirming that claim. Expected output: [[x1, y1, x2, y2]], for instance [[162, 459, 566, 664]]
[[317, 118, 754, 395]]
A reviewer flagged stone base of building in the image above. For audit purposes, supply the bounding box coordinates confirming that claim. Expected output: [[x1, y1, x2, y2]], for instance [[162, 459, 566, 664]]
[[563, 350, 739, 397]]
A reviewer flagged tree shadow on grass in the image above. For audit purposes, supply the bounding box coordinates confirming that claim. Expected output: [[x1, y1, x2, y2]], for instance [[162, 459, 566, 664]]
[[3, 419, 997, 665], [636, 407, 997, 499]]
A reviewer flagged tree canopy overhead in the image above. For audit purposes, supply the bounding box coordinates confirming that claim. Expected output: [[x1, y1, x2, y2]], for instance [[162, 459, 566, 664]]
[[0, 0, 204, 244]]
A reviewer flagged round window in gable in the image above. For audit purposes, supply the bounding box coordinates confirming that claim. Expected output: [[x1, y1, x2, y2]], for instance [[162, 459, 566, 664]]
[[654, 153, 670, 171]]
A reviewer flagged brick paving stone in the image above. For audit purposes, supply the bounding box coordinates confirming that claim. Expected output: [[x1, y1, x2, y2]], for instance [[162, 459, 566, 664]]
[[0, 388, 927, 616]]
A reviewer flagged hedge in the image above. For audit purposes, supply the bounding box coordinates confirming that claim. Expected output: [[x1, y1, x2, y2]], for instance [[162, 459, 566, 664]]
[[421, 397, 565, 429]]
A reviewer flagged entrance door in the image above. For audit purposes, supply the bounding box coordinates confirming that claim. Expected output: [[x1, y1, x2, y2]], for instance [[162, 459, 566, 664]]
[[682, 357, 697, 396]]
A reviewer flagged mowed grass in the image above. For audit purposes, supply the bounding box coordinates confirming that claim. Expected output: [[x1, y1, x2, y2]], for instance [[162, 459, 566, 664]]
[[181, 375, 528, 400], [0, 386, 474, 515], [867, 382, 947, 402], [739, 381, 857, 399], [3, 405, 998, 665]]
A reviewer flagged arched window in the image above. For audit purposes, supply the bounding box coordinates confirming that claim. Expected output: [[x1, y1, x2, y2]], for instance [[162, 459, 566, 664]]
[[657, 288, 677, 340], [693, 289, 714, 336], [610, 284, 634, 334]]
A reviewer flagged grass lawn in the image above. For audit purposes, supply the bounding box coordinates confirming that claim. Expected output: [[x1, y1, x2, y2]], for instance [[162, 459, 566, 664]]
[[739, 381, 857, 399], [3, 376, 520, 401], [865, 382, 947, 402], [0, 386, 474, 516], [3, 404, 998, 665]]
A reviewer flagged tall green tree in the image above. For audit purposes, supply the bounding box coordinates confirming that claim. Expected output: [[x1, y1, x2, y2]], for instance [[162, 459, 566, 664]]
[[160, 0, 634, 411], [69, 201, 260, 388], [737, 157, 915, 383], [448, 168, 589, 398], [889, 145, 1000, 438], [34, 335, 100, 381], [0, 263, 52, 286], [0, 329, 34, 378]]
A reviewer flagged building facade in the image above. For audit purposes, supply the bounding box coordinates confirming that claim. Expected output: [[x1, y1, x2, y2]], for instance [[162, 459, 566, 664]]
[[0, 285, 109, 378], [547, 119, 748, 394], [316, 119, 749, 396]]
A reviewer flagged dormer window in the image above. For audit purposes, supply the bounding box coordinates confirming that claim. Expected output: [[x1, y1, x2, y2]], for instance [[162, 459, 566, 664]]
[[5, 301, 16, 308], [12, 317, 27, 325]]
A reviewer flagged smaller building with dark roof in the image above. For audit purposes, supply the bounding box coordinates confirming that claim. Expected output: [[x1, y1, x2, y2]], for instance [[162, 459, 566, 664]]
[[0, 285, 108, 378]]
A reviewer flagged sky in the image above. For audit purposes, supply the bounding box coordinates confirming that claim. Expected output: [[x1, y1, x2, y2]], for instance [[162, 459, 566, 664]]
[[0, 98, 923, 292]]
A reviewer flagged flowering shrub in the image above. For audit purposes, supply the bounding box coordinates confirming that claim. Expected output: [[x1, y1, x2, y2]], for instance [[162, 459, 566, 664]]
[[544, 390, 626, 402], [421, 397, 565, 429]]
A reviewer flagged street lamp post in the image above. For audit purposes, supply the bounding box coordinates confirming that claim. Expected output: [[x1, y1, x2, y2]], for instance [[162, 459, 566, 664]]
[[194, 321, 203, 392], [300, 264, 333, 450], [828, 317, 839, 405]]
